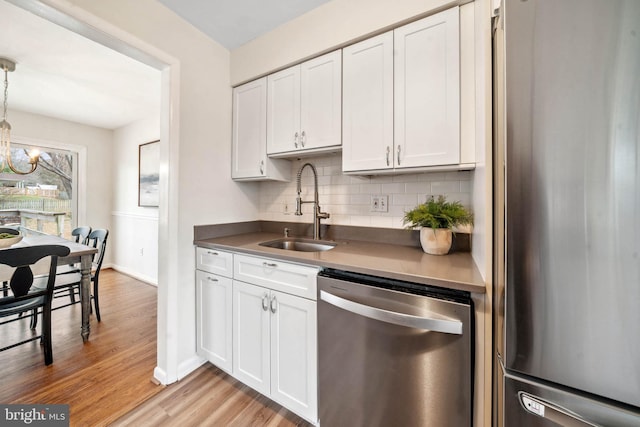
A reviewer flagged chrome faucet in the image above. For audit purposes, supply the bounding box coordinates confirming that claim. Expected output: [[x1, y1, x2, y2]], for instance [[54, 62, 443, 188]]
[[295, 162, 330, 240]]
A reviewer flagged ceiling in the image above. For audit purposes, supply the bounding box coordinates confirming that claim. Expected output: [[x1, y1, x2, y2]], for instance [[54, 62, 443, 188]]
[[0, 0, 329, 131], [158, 0, 331, 50], [0, 0, 161, 130]]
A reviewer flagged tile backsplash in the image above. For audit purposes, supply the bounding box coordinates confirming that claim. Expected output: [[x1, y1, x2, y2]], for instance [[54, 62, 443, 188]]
[[259, 154, 472, 229]]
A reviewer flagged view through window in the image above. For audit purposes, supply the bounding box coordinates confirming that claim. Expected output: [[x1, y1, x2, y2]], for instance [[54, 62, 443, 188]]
[[0, 143, 77, 239]]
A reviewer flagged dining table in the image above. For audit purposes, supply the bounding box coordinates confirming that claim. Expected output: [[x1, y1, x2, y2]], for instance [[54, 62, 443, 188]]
[[6, 234, 98, 342]]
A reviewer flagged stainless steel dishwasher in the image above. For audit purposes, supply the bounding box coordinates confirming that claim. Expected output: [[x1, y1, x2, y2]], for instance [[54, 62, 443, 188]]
[[318, 268, 473, 427]]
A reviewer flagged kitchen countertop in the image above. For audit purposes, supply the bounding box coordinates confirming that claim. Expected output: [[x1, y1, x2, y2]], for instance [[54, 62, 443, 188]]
[[194, 229, 485, 294]]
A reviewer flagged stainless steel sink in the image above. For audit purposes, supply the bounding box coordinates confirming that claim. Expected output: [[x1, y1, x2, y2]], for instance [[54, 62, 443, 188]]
[[258, 237, 336, 252]]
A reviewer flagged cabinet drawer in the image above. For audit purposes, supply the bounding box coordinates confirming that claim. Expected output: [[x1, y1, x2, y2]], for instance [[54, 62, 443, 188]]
[[234, 254, 318, 300], [196, 247, 233, 278]]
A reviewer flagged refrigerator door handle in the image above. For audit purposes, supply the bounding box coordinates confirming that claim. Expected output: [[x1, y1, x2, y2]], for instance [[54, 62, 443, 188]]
[[519, 392, 599, 427], [320, 290, 463, 334]]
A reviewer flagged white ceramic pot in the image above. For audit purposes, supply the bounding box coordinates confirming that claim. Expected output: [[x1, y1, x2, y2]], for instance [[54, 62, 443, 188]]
[[419, 228, 452, 255]]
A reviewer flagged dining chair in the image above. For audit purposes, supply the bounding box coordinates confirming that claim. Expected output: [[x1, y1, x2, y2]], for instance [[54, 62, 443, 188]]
[[51, 229, 109, 321], [71, 226, 92, 245], [0, 245, 70, 365], [55, 225, 92, 303]]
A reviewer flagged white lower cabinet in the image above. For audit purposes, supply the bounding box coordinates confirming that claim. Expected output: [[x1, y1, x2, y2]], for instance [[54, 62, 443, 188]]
[[196, 247, 318, 424], [196, 270, 233, 373], [232, 280, 271, 395], [233, 280, 318, 421], [269, 289, 317, 421], [196, 248, 234, 374], [232, 256, 319, 424]]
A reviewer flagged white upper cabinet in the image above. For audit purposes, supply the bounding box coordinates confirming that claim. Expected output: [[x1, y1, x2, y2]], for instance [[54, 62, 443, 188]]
[[342, 31, 394, 172], [267, 66, 300, 155], [267, 50, 342, 157], [343, 6, 470, 174], [394, 6, 460, 168], [232, 77, 289, 181]]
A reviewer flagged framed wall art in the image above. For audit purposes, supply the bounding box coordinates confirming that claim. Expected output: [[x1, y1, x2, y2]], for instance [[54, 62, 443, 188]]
[[138, 140, 160, 207]]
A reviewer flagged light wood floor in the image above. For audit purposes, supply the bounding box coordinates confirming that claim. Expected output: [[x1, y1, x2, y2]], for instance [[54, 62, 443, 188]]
[[0, 269, 310, 426], [113, 363, 310, 427]]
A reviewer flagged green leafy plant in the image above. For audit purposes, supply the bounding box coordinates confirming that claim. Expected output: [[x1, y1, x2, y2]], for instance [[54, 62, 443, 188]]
[[403, 195, 473, 230]]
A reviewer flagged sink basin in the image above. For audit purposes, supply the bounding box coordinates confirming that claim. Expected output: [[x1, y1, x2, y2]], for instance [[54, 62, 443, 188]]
[[258, 237, 336, 252]]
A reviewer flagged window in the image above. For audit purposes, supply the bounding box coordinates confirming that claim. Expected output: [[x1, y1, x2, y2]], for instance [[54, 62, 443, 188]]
[[0, 142, 78, 239]]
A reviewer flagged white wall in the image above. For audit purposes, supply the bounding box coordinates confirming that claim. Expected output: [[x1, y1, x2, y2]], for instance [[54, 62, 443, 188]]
[[112, 116, 160, 284], [10, 109, 114, 261]]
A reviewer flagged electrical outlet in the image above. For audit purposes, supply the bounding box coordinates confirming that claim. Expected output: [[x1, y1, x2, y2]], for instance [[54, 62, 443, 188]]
[[284, 203, 290, 214], [378, 195, 388, 212], [370, 196, 380, 212], [370, 195, 389, 212]]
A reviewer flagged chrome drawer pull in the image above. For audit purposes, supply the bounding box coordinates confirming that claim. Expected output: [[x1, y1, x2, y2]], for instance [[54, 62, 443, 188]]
[[207, 277, 218, 282], [262, 294, 269, 311], [207, 251, 219, 256], [270, 295, 277, 313], [262, 262, 278, 268]]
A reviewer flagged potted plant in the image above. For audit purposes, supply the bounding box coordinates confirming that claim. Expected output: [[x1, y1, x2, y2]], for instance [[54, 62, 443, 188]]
[[403, 195, 473, 255]]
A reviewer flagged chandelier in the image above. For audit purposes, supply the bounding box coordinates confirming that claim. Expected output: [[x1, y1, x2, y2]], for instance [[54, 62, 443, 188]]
[[1, 57, 39, 175]]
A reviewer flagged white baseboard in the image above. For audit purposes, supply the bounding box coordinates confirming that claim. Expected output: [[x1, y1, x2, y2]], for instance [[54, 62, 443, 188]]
[[178, 355, 207, 380], [111, 264, 157, 286], [153, 355, 206, 386], [153, 366, 171, 385]]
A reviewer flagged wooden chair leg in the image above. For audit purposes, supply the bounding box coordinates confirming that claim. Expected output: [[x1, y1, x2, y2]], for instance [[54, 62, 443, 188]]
[[43, 302, 53, 365], [30, 308, 38, 329], [93, 279, 101, 322], [69, 285, 77, 304]]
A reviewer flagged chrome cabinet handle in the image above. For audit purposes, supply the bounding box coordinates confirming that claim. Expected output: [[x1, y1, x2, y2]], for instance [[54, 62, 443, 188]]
[[300, 130, 306, 147], [270, 295, 277, 313], [397, 145, 401, 165], [294, 132, 299, 148], [320, 290, 463, 335], [207, 251, 219, 256], [262, 262, 278, 268], [262, 294, 269, 311], [259, 160, 264, 175], [386, 146, 390, 166], [206, 276, 218, 282]]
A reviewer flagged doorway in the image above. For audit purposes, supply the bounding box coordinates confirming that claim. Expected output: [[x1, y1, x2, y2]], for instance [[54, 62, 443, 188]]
[[6, 0, 181, 385]]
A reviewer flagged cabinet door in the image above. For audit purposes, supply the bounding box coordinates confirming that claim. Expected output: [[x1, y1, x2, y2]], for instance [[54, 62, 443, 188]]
[[269, 290, 318, 422], [196, 271, 233, 373], [267, 66, 301, 154], [342, 32, 394, 172], [300, 50, 342, 151], [394, 7, 460, 168], [232, 78, 268, 179], [233, 280, 270, 396]]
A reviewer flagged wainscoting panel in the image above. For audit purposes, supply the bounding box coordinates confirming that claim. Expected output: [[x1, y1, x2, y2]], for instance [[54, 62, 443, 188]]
[[111, 211, 159, 285]]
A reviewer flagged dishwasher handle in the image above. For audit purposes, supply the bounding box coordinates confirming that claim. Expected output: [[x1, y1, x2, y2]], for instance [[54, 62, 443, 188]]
[[320, 290, 463, 335]]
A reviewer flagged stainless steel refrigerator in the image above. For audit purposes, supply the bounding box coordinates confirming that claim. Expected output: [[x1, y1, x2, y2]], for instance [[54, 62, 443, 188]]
[[496, 0, 640, 425]]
